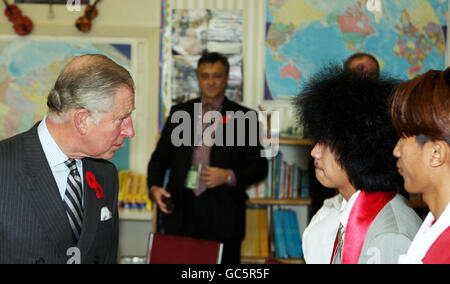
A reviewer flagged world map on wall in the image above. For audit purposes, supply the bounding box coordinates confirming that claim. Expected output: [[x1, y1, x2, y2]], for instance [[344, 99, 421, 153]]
[[265, 0, 448, 100], [0, 38, 133, 170]]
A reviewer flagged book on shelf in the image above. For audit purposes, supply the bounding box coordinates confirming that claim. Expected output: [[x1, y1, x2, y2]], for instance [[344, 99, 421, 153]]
[[259, 208, 269, 257], [285, 210, 303, 259], [273, 209, 303, 259], [292, 164, 298, 199], [241, 207, 269, 259], [265, 158, 272, 198], [300, 171, 310, 199], [118, 171, 152, 211], [274, 151, 282, 199], [246, 150, 310, 200], [273, 209, 288, 259]]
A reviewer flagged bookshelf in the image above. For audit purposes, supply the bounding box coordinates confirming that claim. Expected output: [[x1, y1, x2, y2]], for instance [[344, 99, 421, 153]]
[[119, 209, 153, 221], [118, 208, 153, 262], [248, 198, 312, 206], [117, 172, 153, 262], [263, 137, 313, 146], [242, 136, 313, 264], [278, 137, 313, 146], [240, 256, 306, 264]]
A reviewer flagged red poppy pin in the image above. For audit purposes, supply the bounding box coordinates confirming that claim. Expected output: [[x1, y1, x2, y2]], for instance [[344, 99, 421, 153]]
[[222, 115, 230, 124], [86, 171, 104, 199]]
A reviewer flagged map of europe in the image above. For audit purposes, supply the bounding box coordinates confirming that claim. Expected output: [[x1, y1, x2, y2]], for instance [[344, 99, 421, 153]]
[[265, 0, 448, 100], [0, 38, 133, 170]]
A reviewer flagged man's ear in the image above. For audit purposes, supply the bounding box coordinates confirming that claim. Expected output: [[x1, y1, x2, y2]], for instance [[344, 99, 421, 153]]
[[73, 108, 90, 135], [430, 141, 448, 168]]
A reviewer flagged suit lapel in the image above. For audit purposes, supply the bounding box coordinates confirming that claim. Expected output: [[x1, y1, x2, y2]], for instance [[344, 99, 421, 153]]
[[22, 124, 74, 252], [210, 98, 232, 166], [78, 159, 102, 253], [183, 100, 197, 167]]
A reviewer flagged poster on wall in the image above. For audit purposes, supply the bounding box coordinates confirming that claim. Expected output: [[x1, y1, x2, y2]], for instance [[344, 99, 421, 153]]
[[264, 0, 448, 101], [159, 2, 243, 131], [0, 36, 135, 171]]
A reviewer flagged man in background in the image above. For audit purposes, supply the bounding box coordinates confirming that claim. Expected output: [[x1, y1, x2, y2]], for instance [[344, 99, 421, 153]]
[[344, 52, 380, 79], [148, 52, 268, 264], [0, 54, 136, 264]]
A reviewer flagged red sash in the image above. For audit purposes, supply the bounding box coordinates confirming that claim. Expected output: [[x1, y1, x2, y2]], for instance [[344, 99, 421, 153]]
[[422, 227, 450, 264], [330, 191, 396, 264]]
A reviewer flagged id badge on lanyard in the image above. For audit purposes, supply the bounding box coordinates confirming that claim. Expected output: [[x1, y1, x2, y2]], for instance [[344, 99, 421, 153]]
[[185, 163, 202, 190]]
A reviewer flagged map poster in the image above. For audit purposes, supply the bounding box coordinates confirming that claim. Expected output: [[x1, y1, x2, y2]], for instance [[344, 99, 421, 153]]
[[265, 0, 448, 101], [0, 36, 135, 171], [159, 3, 243, 131]]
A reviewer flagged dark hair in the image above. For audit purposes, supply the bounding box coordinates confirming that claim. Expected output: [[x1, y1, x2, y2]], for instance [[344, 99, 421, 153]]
[[344, 52, 380, 79], [197, 52, 230, 74], [391, 69, 450, 145], [295, 64, 402, 193]]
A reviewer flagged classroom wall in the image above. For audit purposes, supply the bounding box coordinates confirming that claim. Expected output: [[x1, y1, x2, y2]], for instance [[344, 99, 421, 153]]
[[0, 0, 161, 174], [0, 0, 160, 31], [1, 0, 449, 174], [0, 0, 269, 174], [170, 0, 267, 111]]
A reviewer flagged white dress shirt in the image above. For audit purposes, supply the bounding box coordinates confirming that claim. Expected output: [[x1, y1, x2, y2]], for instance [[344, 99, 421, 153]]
[[302, 190, 361, 264], [339, 191, 361, 229], [399, 202, 450, 264], [37, 117, 84, 202]]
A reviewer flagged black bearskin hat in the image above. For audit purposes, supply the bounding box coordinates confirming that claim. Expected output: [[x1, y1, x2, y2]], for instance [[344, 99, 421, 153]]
[[295, 64, 403, 193]]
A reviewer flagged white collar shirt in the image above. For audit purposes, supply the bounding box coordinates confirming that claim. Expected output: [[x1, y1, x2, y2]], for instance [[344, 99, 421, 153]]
[[37, 117, 84, 202], [399, 201, 450, 264], [340, 190, 361, 229], [303, 190, 360, 264]]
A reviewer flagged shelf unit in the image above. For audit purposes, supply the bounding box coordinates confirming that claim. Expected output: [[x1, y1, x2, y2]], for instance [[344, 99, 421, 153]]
[[243, 198, 312, 264], [241, 256, 306, 264], [242, 136, 313, 264], [118, 209, 153, 262], [119, 209, 153, 221], [263, 137, 313, 146], [247, 198, 312, 206], [278, 137, 314, 146]]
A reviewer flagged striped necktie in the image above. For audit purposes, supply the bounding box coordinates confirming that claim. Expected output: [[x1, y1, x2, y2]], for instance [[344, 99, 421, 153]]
[[333, 223, 345, 264], [63, 159, 84, 241]]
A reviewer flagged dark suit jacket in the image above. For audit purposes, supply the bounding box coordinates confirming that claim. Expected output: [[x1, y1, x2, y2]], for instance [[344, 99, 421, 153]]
[[0, 123, 119, 264], [148, 98, 268, 241]]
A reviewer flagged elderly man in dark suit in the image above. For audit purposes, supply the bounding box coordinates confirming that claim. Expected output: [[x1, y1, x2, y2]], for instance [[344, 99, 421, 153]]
[[0, 54, 135, 264], [148, 52, 268, 264]]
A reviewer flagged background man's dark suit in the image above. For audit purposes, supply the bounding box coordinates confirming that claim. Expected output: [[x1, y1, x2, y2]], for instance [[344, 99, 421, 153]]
[[148, 97, 268, 262], [0, 124, 119, 264]]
